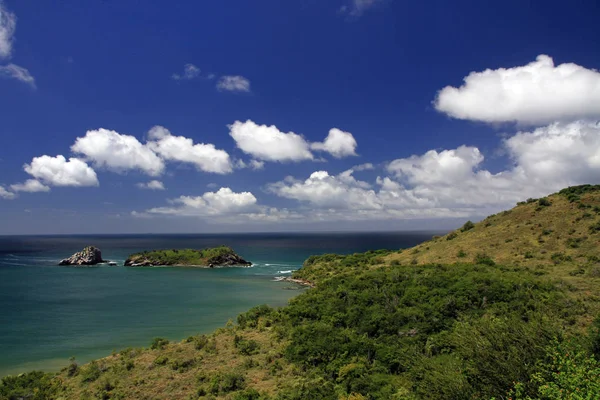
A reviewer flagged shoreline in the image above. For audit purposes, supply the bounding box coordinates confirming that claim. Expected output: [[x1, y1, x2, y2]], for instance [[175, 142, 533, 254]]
[[277, 277, 315, 288]]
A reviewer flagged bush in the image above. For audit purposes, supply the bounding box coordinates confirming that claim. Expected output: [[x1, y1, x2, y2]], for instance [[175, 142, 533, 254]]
[[232, 388, 262, 400], [457, 250, 467, 258], [80, 360, 102, 382], [150, 337, 169, 350], [538, 197, 552, 207], [508, 341, 600, 399], [461, 221, 475, 232], [208, 372, 246, 395], [153, 355, 169, 366], [446, 232, 458, 241], [234, 335, 260, 356], [0, 371, 63, 400], [474, 253, 495, 266]]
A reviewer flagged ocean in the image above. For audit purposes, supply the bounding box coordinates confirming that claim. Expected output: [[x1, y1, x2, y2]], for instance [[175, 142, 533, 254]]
[[0, 232, 435, 377]]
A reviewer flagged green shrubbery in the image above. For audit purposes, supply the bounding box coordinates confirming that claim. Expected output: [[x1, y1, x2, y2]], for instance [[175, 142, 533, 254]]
[[278, 262, 575, 399], [150, 337, 169, 350], [0, 371, 63, 399], [461, 220, 475, 232]]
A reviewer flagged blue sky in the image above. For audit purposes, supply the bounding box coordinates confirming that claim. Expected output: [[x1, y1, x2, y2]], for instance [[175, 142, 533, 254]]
[[1, 0, 600, 234]]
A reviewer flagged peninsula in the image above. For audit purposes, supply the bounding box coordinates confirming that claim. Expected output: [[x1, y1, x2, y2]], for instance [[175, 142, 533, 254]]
[[123, 246, 251, 267]]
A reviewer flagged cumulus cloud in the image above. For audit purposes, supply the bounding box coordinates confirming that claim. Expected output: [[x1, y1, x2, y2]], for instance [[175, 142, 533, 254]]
[[353, 163, 374, 171], [229, 120, 314, 162], [0, 63, 34, 87], [266, 121, 600, 221], [147, 126, 233, 174], [0, 1, 15, 59], [10, 179, 50, 193], [311, 128, 357, 158], [0, 185, 16, 199], [144, 187, 257, 216], [172, 63, 200, 81], [217, 75, 251, 92], [72, 128, 165, 176], [229, 120, 359, 163], [23, 155, 99, 187], [136, 180, 165, 190], [340, 0, 385, 17], [435, 55, 600, 125]]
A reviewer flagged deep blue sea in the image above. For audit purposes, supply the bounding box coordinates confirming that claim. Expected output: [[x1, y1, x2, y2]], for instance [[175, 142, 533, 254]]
[[0, 232, 435, 376]]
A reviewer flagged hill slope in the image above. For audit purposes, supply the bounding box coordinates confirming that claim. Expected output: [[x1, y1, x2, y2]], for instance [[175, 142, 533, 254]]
[[387, 185, 600, 269]]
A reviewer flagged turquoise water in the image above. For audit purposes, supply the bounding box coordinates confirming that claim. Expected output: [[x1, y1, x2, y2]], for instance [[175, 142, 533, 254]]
[[0, 233, 434, 376]]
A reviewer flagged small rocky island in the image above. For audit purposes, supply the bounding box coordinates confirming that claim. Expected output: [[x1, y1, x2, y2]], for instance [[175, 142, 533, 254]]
[[59, 246, 105, 266], [124, 246, 251, 267]]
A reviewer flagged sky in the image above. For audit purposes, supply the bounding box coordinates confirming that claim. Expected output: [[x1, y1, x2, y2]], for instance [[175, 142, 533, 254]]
[[1, 0, 600, 234]]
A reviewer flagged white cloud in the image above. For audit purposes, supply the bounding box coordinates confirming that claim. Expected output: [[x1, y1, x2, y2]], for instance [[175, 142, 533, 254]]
[[266, 120, 600, 221], [311, 128, 357, 158], [72, 128, 165, 176], [145, 187, 257, 216], [217, 75, 251, 92], [229, 120, 314, 162], [0, 1, 15, 59], [0, 64, 35, 87], [10, 179, 50, 193], [172, 63, 200, 81], [340, 0, 385, 17], [353, 163, 374, 171], [23, 155, 99, 187], [435, 55, 600, 125], [147, 126, 232, 174], [249, 159, 265, 170], [136, 180, 165, 190], [229, 121, 360, 163], [0, 185, 15, 199], [506, 120, 600, 185]]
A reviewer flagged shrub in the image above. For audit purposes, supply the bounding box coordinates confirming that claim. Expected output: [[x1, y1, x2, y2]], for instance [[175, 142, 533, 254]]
[[80, 360, 102, 382], [538, 197, 552, 207], [474, 253, 495, 266], [0, 371, 63, 400], [508, 341, 600, 399], [457, 250, 467, 258], [170, 358, 196, 372], [153, 355, 169, 366], [150, 337, 169, 350], [461, 221, 475, 232], [66, 357, 78, 377], [209, 372, 246, 395], [590, 222, 600, 233], [234, 335, 260, 356], [194, 335, 209, 350], [232, 388, 262, 400], [446, 232, 458, 241]]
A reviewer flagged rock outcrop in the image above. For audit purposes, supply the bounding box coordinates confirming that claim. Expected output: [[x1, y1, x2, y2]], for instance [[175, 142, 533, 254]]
[[206, 252, 252, 267], [59, 246, 105, 266]]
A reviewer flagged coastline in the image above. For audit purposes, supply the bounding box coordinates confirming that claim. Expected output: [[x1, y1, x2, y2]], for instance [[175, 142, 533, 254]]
[[277, 277, 315, 288]]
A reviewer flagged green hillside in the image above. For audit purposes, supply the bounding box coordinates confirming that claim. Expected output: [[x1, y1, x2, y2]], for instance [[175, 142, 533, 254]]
[[2, 186, 600, 400]]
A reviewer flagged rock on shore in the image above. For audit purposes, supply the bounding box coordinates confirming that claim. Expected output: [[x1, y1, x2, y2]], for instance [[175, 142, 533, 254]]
[[59, 246, 105, 266]]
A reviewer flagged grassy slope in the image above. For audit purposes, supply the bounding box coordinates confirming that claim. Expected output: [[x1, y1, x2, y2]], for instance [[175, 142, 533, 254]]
[[125, 246, 240, 266], [385, 186, 600, 326]]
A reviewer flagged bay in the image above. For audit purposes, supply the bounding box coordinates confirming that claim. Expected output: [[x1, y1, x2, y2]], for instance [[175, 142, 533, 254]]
[[0, 232, 435, 376]]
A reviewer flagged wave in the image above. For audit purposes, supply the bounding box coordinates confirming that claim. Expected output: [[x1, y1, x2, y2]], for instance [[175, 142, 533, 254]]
[[276, 270, 295, 274], [265, 263, 296, 267]]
